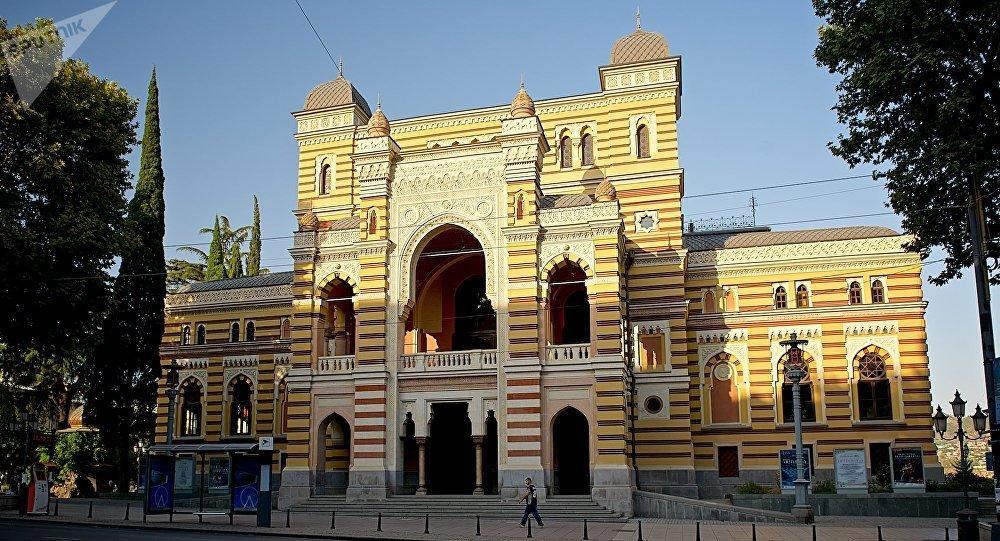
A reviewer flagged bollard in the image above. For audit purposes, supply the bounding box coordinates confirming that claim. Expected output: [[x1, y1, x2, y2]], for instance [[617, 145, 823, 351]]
[[583, 518, 589, 540], [696, 521, 701, 541], [476, 515, 481, 536], [88, 500, 93, 519], [945, 526, 950, 541], [637, 520, 644, 541], [377, 511, 382, 532], [124, 502, 130, 521], [957, 509, 978, 541], [286, 508, 290, 528], [54, 498, 59, 517], [527, 518, 532, 538], [331, 510, 336, 530], [424, 513, 429, 534], [877, 525, 883, 541], [752, 523, 756, 541], [812, 523, 816, 541]]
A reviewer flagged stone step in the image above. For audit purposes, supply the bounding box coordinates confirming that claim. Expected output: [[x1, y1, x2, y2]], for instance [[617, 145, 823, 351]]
[[290, 494, 624, 521]]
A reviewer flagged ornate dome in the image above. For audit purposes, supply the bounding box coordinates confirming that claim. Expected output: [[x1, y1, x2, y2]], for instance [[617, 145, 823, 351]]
[[609, 15, 669, 65], [366, 101, 390, 137], [510, 82, 535, 118], [303, 75, 372, 115], [595, 179, 617, 202], [298, 210, 319, 231]]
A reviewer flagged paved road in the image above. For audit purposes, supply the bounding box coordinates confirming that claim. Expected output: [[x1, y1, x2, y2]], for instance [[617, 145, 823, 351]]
[[0, 520, 316, 541]]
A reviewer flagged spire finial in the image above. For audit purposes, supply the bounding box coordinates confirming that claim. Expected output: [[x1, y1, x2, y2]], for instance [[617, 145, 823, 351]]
[[520, 73, 524, 89], [338, 56, 344, 76], [377, 92, 381, 109], [635, 6, 641, 30]]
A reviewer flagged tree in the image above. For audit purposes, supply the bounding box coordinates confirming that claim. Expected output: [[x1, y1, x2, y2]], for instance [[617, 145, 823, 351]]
[[202, 216, 227, 280], [228, 241, 244, 279], [246, 195, 262, 276], [180, 214, 248, 280], [0, 18, 135, 434], [813, 0, 1000, 284], [165, 259, 205, 291], [84, 68, 166, 493]]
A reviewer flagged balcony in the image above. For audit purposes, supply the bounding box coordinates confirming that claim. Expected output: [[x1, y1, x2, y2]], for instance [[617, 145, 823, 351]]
[[399, 350, 498, 373], [546, 343, 591, 363], [317, 355, 356, 374]]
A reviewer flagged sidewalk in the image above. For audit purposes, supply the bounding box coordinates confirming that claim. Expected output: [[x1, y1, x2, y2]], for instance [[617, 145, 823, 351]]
[[3, 499, 959, 541]]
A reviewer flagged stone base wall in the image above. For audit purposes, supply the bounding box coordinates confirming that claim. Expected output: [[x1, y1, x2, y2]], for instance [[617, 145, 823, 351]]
[[634, 490, 793, 523], [731, 492, 974, 517]]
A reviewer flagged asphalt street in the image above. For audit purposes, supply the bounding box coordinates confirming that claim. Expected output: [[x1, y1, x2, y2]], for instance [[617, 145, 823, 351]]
[[0, 520, 323, 541]]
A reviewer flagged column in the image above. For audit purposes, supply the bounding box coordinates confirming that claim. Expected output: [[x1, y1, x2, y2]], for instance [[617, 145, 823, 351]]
[[473, 436, 484, 495], [415, 437, 427, 495]]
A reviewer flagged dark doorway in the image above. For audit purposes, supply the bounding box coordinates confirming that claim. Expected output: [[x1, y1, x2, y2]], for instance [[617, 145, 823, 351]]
[[401, 413, 418, 493], [869, 442, 892, 488], [453, 276, 497, 350], [427, 402, 475, 494], [484, 411, 499, 494], [552, 407, 590, 495]]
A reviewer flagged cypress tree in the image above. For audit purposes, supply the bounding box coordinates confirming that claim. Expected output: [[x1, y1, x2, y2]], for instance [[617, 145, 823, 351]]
[[247, 195, 261, 276], [84, 67, 166, 493], [228, 241, 244, 278], [205, 215, 226, 280]]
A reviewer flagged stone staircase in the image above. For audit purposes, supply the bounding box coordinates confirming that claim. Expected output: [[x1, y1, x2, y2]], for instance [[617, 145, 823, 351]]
[[290, 494, 625, 522]]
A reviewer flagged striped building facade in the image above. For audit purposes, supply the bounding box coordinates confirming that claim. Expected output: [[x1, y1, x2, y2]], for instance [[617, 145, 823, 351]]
[[155, 22, 941, 514]]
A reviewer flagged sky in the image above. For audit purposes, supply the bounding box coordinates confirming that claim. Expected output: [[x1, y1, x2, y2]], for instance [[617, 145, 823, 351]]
[[6, 0, 999, 409]]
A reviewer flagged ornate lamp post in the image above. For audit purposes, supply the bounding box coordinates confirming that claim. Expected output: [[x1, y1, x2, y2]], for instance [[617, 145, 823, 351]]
[[164, 360, 180, 446], [933, 390, 988, 511], [779, 332, 814, 523]]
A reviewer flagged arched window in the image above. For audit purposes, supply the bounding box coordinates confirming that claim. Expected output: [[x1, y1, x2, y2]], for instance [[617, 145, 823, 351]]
[[230, 321, 240, 343], [580, 133, 594, 166], [280, 318, 291, 340], [856, 349, 893, 420], [196, 324, 206, 345], [796, 284, 810, 308], [849, 281, 863, 305], [636, 124, 650, 158], [274, 378, 288, 434], [547, 262, 590, 346], [780, 354, 816, 423], [179, 378, 203, 437], [181, 325, 191, 346], [368, 209, 377, 235], [709, 355, 740, 424], [871, 279, 886, 303], [559, 135, 572, 168], [723, 288, 736, 312], [229, 375, 254, 435], [245, 321, 255, 341], [320, 164, 331, 195], [703, 290, 716, 314], [774, 286, 788, 309]]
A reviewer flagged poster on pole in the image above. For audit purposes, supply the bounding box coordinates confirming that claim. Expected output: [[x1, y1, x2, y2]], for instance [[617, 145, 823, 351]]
[[890, 447, 925, 490], [834, 449, 868, 493], [779, 448, 812, 491], [145, 455, 175, 514], [175, 457, 194, 490], [230, 455, 260, 514]]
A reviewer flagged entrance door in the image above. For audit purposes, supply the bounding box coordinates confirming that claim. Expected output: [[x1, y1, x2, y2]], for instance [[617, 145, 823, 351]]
[[552, 407, 590, 495], [427, 402, 475, 494]]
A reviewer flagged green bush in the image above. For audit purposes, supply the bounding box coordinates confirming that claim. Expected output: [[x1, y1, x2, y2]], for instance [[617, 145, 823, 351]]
[[868, 464, 892, 493], [736, 481, 778, 494], [813, 479, 837, 494]]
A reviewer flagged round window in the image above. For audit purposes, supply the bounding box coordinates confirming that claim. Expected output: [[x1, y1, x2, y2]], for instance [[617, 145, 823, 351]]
[[713, 363, 733, 381], [644, 396, 663, 414]]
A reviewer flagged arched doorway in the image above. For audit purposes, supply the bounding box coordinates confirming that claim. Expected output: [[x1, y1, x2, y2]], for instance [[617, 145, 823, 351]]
[[548, 261, 590, 345], [406, 226, 496, 353], [320, 278, 355, 357], [317, 413, 351, 495], [552, 407, 590, 495], [483, 410, 499, 494], [400, 413, 419, 493], [427, 402, 474, 494]]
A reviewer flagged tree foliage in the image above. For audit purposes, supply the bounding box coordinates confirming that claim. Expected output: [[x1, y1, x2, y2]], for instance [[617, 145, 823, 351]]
[[247, 195, 262, 276], [83, 68, 165, 493], [165, 258, 205, 291], [813, 0, 1000, 284], [228, 240, 244, 278]]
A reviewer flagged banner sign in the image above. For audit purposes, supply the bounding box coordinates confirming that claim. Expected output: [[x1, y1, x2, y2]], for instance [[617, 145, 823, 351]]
[[231, 455, 260, 514], [175, 457, 194, 490], [834, 449, 868, 491], [145, 455, 175, 514], [27, 466, 49, 514], [209, 457, 230, 493], [891, 447, 925, 488], [779, 448, 812, 490]]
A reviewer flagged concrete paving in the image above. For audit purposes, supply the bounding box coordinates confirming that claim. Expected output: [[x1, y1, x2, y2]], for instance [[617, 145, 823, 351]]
[[2, 499, 961, 541]]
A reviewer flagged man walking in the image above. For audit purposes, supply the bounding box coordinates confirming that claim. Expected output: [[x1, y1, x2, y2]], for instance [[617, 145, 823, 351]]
[[518, 477, 543, 528]]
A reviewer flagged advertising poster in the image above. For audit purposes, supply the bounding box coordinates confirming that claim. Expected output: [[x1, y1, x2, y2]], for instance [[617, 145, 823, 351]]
[[27, 467, 49, 514], [834, 449, 868, 492], [175, 457, 195, 490], [145, 455, 175, 514], [231, 455, 260, 513], [209, 456, 231, 493], [891, 447, 925, 489], [779, 448, 812, 490]]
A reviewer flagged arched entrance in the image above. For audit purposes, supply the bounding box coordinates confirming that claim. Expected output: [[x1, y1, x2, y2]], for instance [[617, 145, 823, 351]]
[[427, 402, 474, 494], [405, 226, 496, 353], [552, 407, 590, 495], [320, 278, 355, 357], [547, 261, 590, 345], [316, 413, 351, 495]]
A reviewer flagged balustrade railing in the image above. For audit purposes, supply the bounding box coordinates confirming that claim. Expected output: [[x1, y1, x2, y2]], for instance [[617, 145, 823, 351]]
[[399, 350, 498, 372], [317, 355, 356, 374], [546, 343, 592, 362]]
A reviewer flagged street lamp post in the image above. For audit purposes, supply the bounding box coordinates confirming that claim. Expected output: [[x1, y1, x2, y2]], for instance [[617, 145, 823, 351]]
[[779, 332, 814, 523], [933, 390, 988, 511], [164, 360, 180, 447]]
